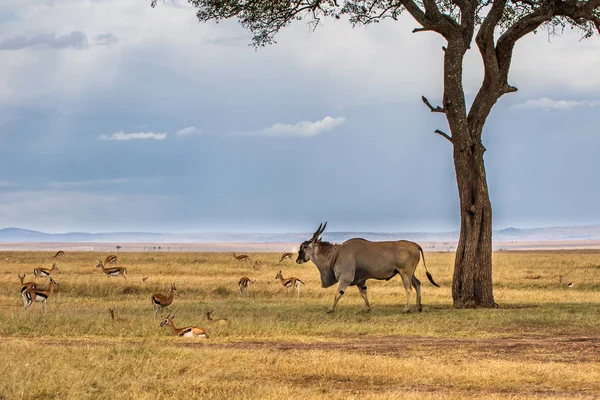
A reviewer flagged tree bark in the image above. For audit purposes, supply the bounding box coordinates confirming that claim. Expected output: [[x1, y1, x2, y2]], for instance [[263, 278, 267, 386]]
[[451, 138, 495, 308]]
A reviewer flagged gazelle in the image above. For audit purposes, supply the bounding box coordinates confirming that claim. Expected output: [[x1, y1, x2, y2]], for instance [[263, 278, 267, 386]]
[[151, 284, 177, 319], [275, 270, 304, 298], [253, 260, 264, 270], [96, 259, 127, 279], [238, 276, 255, 296], [233, 253, 250, 262], [204, 309, 232, 325], [108, 307, 128, 322], [33, 263, 59, 279], [18, 274, 37, 307], [23, 277, 60, 313], [105, 254, 118, 264], [160, 314, 208, 338], [280, 252, 294, 262], [54, 250, 65, 258]]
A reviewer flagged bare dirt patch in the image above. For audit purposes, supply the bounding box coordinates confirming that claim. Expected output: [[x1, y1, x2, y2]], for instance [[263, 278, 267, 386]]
[[15, 334, 597, 364]]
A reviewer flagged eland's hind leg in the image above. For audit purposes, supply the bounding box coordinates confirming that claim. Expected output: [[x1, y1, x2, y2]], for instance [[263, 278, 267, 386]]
[[400, 273, 412, 313], [357, 283, 371, 312], [411, 276, 422, 312]]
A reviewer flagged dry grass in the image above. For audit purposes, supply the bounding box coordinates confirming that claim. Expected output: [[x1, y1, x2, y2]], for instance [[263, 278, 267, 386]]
[[0, 250, 599, 399]]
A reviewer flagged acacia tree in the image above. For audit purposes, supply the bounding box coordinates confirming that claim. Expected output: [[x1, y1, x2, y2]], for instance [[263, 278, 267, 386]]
[[154, 0, 600, 308]]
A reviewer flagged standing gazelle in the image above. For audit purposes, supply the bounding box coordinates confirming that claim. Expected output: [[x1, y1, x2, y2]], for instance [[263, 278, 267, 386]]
[[160, 314, 208, 338], [96, 259, 127, 279], [151, 284, 177, 319], [275, 270, 304, 298], [54, 250, 65, 258], [18, 274, 37, 307], [204, 309, 231, 325], [238, 276, 255, 296], [23, 277, 60, 313], [34, 263, 59, 279]]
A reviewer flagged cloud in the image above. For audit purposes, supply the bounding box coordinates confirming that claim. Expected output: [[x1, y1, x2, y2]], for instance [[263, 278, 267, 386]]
[[45, 178, 130, 189], [0, 31, 89, 50], [515, 97, 600, 110], [94, 33, 119, 46], [98, 131, 167, 141], [238, 116, 346, 137], [175, 126, 202, 137], [205, 35, 251, 47]]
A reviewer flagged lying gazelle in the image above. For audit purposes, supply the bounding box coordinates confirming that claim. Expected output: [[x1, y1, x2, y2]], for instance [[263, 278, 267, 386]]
[[233, 253, 250, 262], [204, 309, 232, 325], [33, 263, 59, 279], [275, 270, 304, 298], [105, 254, 118, 264], [96, 259, 127, 279], [23, 277, 60, 313], [151, 283, 177, 319], [54, 250, 65, 258], [18, 274, 37, 307], [238, 276, 256, 296], [279, 252, 294, 262], [160, 314, 209, 338]]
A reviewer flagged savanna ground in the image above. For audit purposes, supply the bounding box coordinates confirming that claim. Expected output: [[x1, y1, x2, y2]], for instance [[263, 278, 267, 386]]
[[0, 249, 599, 399]]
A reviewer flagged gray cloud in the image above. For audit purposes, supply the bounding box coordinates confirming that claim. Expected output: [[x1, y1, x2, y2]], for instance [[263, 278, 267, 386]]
[[0, 31, 118, 51], [205, 35, 251, 47], [94, 33, 119, 46]]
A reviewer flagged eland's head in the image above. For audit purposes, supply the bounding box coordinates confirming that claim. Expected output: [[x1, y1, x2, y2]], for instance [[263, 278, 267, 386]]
[[296, 222, 327, 264]]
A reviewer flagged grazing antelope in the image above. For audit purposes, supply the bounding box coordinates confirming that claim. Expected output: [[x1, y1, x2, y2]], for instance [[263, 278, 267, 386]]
[[33, 263, 59, 279], [54, 250, 65, 258], [254, 260, 264, 270], [96, 259, 127, 279], [160, 314, 208, 338], [105, 254, 118, 264], [151, 284, 177, 319], [275, 270, 304, 298], [238, 276, 255, 296], [280, 252, 294, 262], [18, 274, 37, 307], [142, 276, 149, 282], [23, 277, 60, 313], [204, 309, 232, 325], [233, 253, 250, 262]]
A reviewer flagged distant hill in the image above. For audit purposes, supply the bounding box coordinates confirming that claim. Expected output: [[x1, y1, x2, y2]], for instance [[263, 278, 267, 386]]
[[2, 225, 600, 244]]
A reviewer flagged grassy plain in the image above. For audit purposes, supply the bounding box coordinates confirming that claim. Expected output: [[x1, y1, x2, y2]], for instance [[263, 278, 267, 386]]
[[0, 249, 599, 399]]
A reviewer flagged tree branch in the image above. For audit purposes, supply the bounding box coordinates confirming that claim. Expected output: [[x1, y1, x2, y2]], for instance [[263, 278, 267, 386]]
[[422, 96, 446, 113], [435, 129, 453, 142]]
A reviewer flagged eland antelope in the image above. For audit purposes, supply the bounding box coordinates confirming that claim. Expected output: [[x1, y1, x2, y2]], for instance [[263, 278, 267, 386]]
[[296, 222, 439, 313]]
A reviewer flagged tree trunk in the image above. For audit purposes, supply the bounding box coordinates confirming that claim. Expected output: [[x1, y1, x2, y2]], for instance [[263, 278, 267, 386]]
[[451, 138, 495, 308]]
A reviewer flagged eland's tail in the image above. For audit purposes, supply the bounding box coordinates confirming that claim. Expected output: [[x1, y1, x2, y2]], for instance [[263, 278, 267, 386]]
[[418, 246, 440, 287]]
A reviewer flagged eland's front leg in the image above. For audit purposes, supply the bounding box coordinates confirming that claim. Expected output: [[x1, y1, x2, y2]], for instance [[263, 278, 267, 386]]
[[328, 279, 351, 313]]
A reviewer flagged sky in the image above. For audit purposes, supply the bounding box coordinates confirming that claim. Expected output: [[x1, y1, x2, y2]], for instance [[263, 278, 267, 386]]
[[0, 0, 599, 234]]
